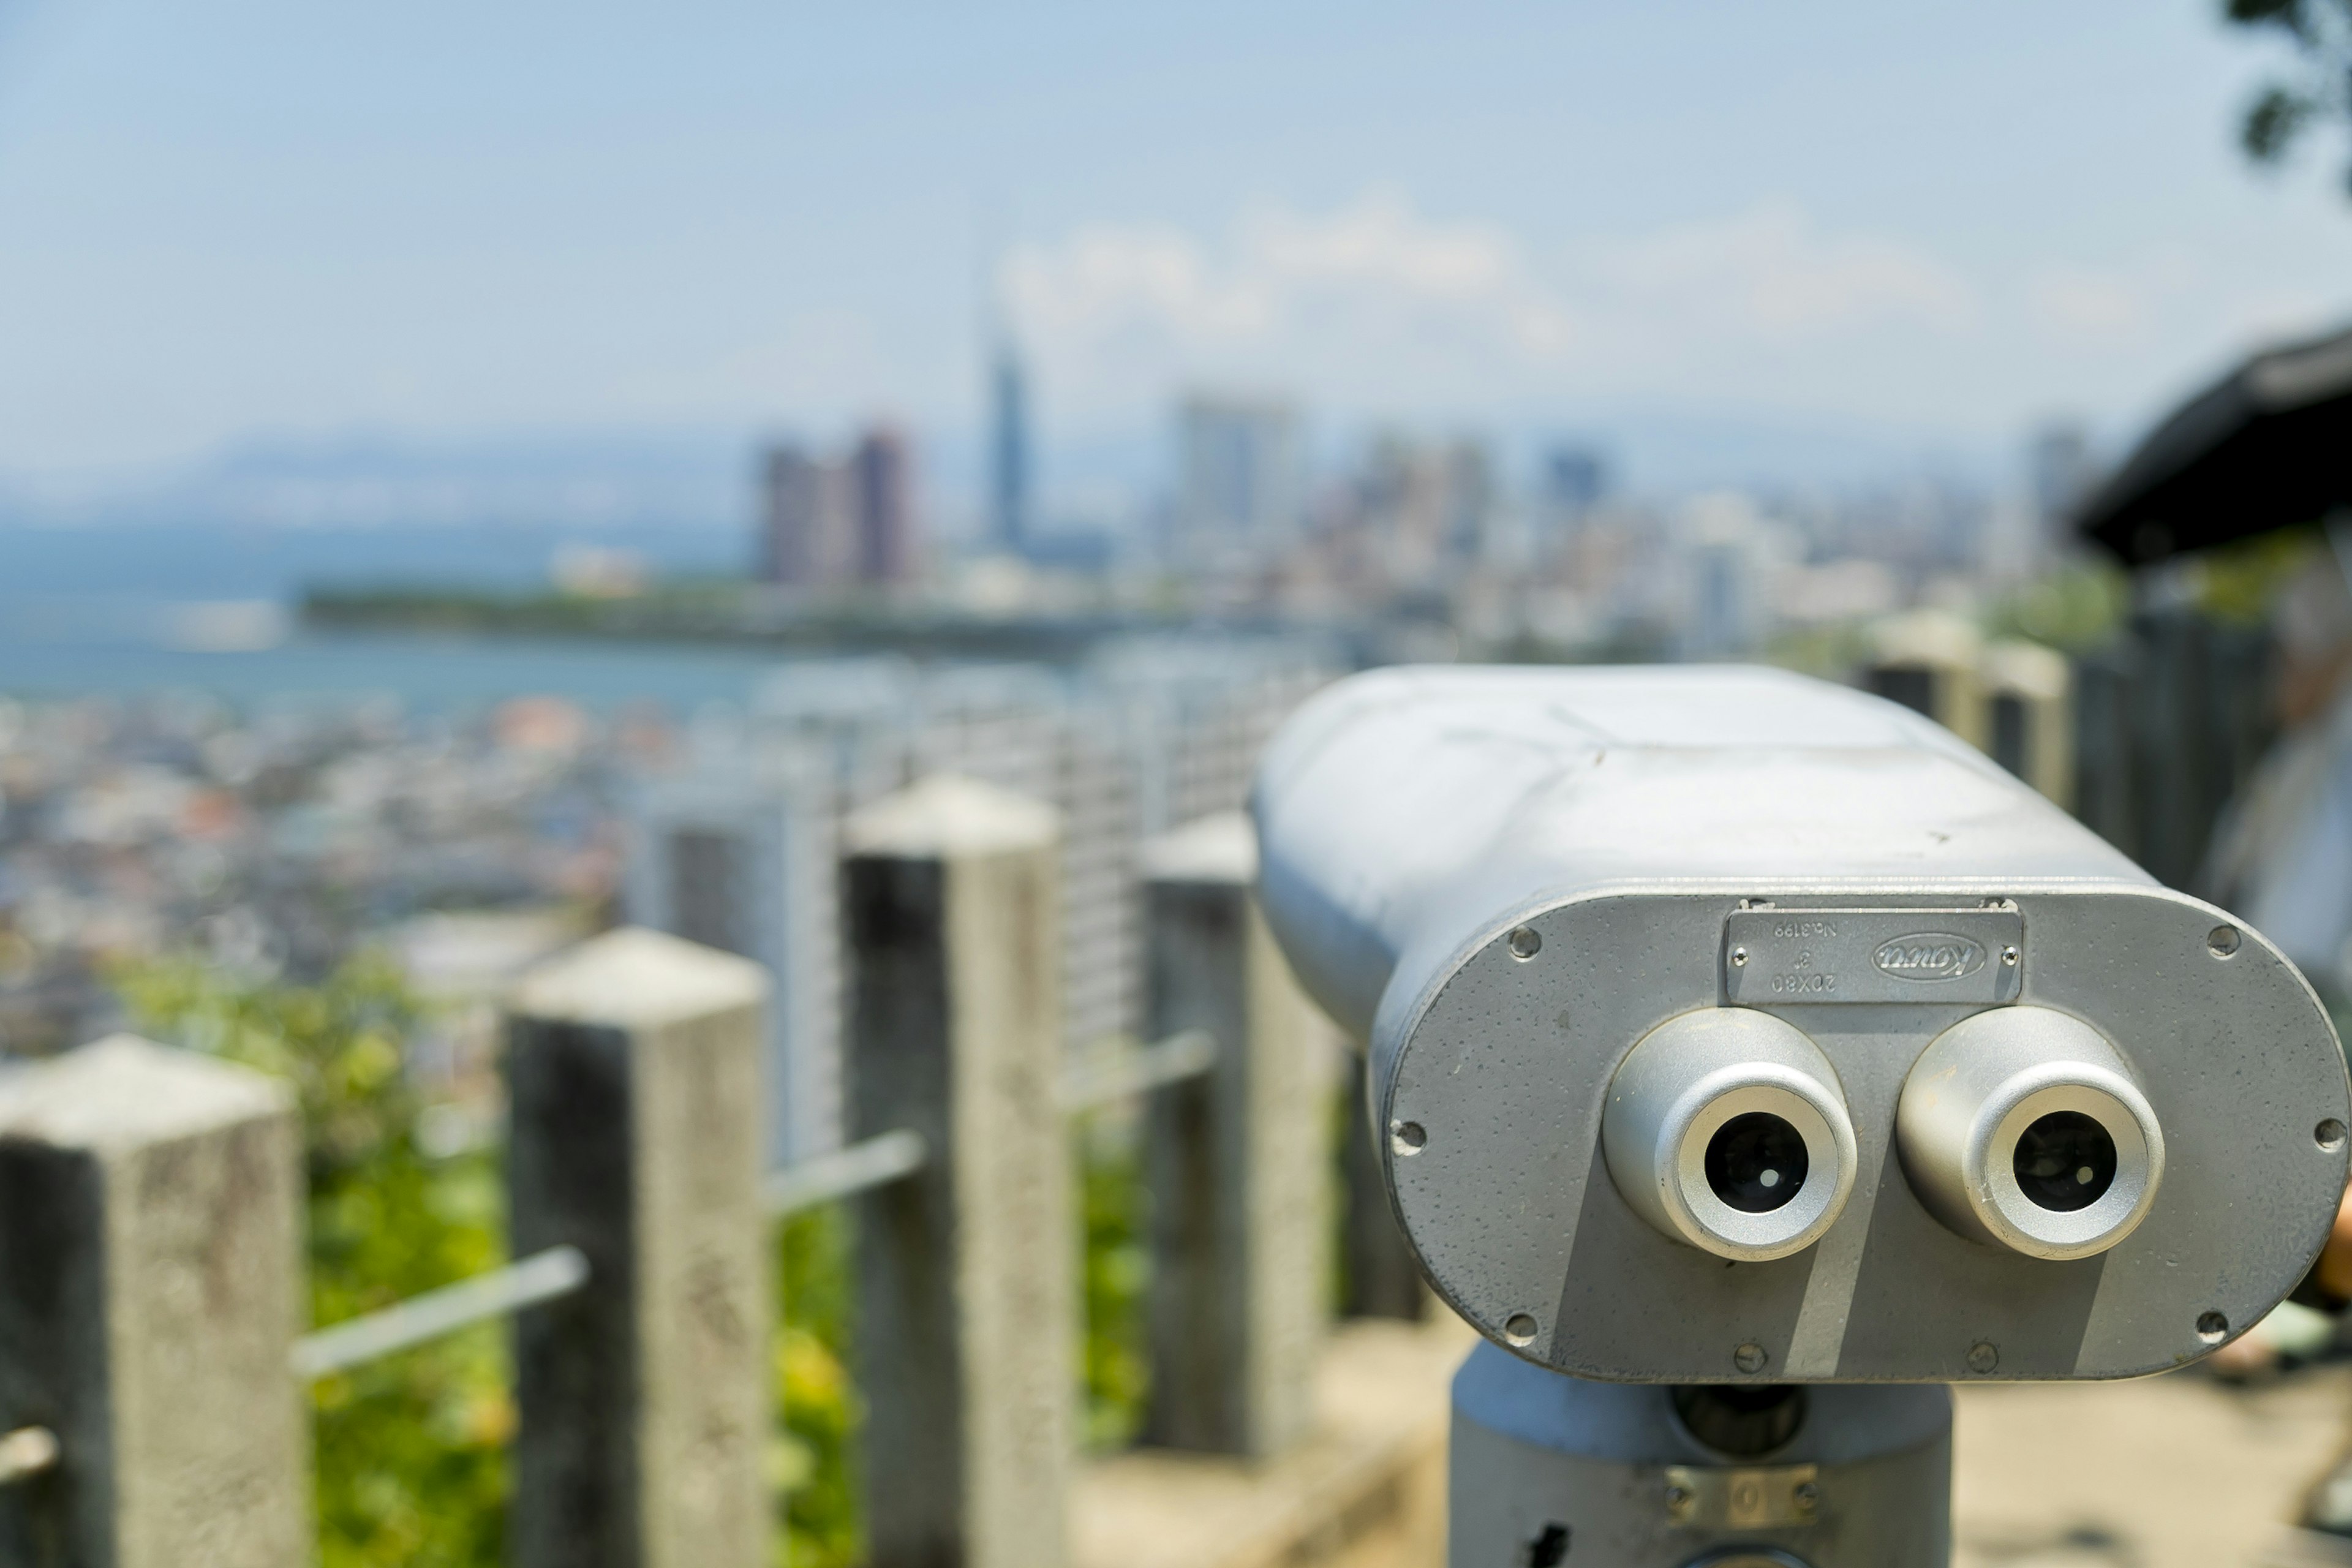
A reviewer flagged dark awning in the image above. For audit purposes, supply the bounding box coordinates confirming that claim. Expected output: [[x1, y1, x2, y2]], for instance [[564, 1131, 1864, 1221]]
[[2077, 321, 2352, 565]]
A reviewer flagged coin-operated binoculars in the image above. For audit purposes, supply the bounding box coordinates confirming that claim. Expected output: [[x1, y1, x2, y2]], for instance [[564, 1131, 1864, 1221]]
[[1251, 666, 2351, 1568]]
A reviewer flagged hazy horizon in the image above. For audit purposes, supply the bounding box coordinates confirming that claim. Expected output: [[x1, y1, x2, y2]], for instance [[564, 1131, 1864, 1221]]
[[2, 0, 2346, 514]]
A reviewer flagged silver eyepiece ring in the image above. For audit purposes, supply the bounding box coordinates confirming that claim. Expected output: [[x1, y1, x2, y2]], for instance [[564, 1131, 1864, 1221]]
[[1602, 1008, 1859, 1262], [1896, 1006, 2164, 1261]]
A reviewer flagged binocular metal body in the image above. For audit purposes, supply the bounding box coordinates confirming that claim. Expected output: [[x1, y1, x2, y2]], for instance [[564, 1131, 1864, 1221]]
[[1254, 665, 2350, 1384]]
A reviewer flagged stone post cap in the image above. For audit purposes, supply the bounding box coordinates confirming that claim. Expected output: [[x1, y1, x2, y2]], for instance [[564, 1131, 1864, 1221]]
[[0, 1034, 292, 1152], [1140, 810, 1257, 886], [843, 774, 1060, 860], [509, 926, 770, 1031]]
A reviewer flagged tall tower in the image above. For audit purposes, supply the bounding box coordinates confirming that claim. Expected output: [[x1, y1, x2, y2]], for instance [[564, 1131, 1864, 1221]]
[[989, 342, 1030, 553]]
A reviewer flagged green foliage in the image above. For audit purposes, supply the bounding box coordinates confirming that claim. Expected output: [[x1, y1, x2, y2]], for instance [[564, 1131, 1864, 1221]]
[[2245, 83, 2315, 159], [1078, 1114, 1151, 1450], [1983, 562, 2130, 652], [301, 579, 753, 637], [774, 1205, 860, 1568], [114, 954, 509, 1568], [2191, 526, 2328, 625], [2223, 0, 2352, 192], [108, 956, 1167, 1567], [764, 1122, 1152, 1566], [768, 1116, 1152, 1568], [1763, 620, 1876, 682]]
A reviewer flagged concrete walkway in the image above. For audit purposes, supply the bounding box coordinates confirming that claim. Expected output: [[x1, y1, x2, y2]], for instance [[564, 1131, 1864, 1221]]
[[1074, 1317, 1466, 1568], [1077, 1323, 2352, 1567], [1954, 1365, 2352, 1568]]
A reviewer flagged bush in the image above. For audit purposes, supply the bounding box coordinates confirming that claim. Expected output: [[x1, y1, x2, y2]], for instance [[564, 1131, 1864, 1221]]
[[1079, 1114, 1150, 1451], [112, 953, 1156, 1566], [775, 1205, 859, 1567], [115, 953, 509, 1568]]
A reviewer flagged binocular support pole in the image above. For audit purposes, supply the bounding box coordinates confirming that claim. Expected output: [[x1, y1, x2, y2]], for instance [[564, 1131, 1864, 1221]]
[[1449, 1343, 1953, 1568]]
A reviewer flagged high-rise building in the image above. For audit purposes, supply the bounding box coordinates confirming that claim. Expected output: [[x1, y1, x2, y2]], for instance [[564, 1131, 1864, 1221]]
[[759, 444, 840, 586], [756, 425, 919, 589], [1526, 443, 1609, 568], [1439, 441, 1494, 562], [1675, 491, 1788, 660], [1543, 445, 1608, 516], [624, 744, 842, 1165], [989, 345, 1030, 553], [852, 425, 916, 584], [1174, 395, 1305, 562], [623, 643, 1338, 1161], [1351, 434, 1496, 581], [2028, 422, 2098, 530]]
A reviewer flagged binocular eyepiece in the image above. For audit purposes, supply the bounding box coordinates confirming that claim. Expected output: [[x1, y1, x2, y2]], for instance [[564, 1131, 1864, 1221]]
[[1604, 1004, 2165, 1264], [1603, 1009, 1858, 1262], [1894, 1006, 2164, 1260]]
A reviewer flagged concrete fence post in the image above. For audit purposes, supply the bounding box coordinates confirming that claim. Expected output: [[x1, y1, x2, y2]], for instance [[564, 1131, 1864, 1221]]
[[1137, 811, 1326, 1458], [0, 1035, 309, 1568], [1980, 639, 2075, 809], [504, 927, 772, 1568], [842, 774, 1070, 1568]]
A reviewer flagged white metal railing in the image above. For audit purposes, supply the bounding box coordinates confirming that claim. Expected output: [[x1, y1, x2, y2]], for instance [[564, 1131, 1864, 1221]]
[[761, 1127, 931, 1214], [291, 1245, 592, 1380], [1058, 1028, 1217, 1112], [281, 1030, 1212, 1383]]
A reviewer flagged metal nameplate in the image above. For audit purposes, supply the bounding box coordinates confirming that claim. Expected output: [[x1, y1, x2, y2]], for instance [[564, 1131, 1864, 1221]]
[[1661, 1463, 1820, 1528], [1723, 907, 2022, 1005]]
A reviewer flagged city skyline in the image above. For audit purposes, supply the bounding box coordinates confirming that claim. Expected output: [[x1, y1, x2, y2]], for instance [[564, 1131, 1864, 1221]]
[[0, 0, 2347, 491]]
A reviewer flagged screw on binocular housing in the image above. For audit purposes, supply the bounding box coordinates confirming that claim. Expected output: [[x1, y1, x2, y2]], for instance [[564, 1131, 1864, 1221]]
[[1253, 666, 2351, 1384]]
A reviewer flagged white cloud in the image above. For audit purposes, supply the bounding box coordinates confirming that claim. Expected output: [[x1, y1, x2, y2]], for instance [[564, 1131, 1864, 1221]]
[[2029, 266, 2149, 337], [1581, 202, 1979, 339], [1005, 191, 1985, 424], [1004, 190, 1577, 414], [1010, 221, 1275, 342], [1243, 194, 1575, 350], [2025, 251, 2204, 343]]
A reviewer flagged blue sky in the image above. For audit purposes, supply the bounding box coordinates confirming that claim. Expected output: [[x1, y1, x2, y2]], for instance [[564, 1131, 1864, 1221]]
[[0, 0, 2346, 497]]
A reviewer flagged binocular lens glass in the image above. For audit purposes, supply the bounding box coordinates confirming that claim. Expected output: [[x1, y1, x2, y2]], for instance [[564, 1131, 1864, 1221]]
[[2012, 1111, 2117, 1212], [1704, 1112, 1809, 1213]]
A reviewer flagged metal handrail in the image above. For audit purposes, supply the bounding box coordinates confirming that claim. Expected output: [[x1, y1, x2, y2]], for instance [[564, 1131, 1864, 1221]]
[[285, 1125, 941, 1381], [291, 1245, 590, 1381], [763, 1128, 930, 1214], [1058, 1028, 1218, 1112], [277, 1031, 1213, 1384]]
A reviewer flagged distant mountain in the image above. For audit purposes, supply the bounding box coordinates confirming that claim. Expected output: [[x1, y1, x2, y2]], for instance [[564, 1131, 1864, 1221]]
[[0, 430, 752, 532], [0, 406, 2016, 546]]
